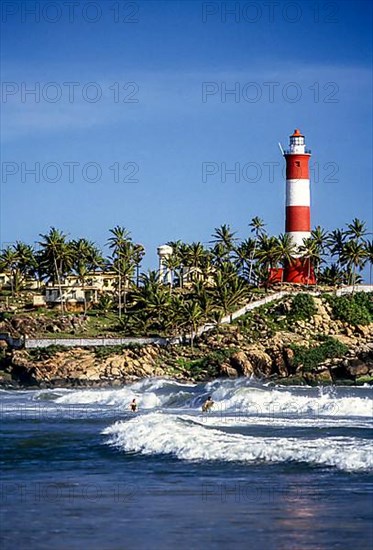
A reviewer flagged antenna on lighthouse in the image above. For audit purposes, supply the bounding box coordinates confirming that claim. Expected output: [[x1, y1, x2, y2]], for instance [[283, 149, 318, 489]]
[[278, 142, 284, 155]]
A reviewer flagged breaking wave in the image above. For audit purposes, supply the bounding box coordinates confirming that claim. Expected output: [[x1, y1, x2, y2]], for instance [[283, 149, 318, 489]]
[[103, 412, 373, 472]]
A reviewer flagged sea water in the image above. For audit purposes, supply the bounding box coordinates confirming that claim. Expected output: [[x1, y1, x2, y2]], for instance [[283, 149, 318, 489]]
[[1, 378, 372, 549]]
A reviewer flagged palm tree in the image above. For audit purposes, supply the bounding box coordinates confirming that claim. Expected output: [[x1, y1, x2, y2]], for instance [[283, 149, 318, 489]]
[[318, 264, 345, 289], [182, 242, 209, 284], [180, 301, 203, 349], [256, 235, 281, 282], [133, 271, 171, 332], [13, 242, 37, 285], [277, 233, 296, 267], [38, 228, 73, 311], [346, 218, 367, 242], [340, 240, 367, 290], [248, 216, 266, 284], [71, 239, 104, 313], [327, 229, 346, 268], [133, 244, 145, 287], [211, 224, 237, 261], [275, 234, 296, 287], [211, 270, 248, 318], [298, 237, 322, 286], [0, 246, 18, 296], [107, 226, 134, 318], [365, 239, 373, 284], [311, 226, 328, 250], [233, 237, 255, 279], [163, 252, 181, 289]]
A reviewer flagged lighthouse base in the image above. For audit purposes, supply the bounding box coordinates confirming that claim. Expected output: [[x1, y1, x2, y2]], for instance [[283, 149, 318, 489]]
[[284, 259, 316, 285]]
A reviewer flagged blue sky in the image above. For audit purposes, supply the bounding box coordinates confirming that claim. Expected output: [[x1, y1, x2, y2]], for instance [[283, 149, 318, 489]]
[[1, 0, 372, 269]]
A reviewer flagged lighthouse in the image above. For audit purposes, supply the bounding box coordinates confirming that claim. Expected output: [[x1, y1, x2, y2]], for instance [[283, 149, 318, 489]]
[[283, 129, 316, 284]]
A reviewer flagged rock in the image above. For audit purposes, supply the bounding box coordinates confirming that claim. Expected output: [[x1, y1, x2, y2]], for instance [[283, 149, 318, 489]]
[[245, 346, 273, 377], [271, 349, 288, 377], [230, 351, 253, 376], [356, 325, 372, 338], [283, 347, 295, 371], [347, 360, 369, 378], [220, 362, 238, 378]]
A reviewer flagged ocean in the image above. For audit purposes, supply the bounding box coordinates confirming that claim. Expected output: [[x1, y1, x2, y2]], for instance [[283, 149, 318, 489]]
[[1, 378, 372, 550]]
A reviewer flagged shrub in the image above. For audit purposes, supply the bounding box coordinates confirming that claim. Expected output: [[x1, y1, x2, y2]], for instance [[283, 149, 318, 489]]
[[93, 344, 140, 359], [29, 345, 66, 360], [325, 293, 373, 325], [289, 294, 317, 321], [291, 337, 348, 371]]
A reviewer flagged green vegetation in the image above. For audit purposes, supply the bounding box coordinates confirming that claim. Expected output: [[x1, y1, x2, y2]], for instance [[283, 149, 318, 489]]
[[93, 343, 140, 360], [176, 348, 239, 377], [356, 375, 373, 385], [291, 337, 348, 371], [289, 294, 317, 321], [325, 292, 373, 326], [28, 345, 67, 360], [0, 217, 371, 339]]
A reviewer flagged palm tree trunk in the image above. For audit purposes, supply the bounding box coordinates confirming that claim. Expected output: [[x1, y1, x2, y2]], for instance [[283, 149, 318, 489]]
[[118, 274, 122, 319], [54, 254, 64, 313], [248, 240, 257, 285]]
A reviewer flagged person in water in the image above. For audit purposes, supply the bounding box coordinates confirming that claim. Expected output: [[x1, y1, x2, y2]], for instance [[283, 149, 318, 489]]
[[202, 396, 214, 412], [130, 399, 138, 412]]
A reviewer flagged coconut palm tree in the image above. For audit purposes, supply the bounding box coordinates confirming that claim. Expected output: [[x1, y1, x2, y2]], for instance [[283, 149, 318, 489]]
[[0, 246, 18, 296], [211, 224, 237, 261], [248, 216, 266, 284], [346, 218, 367, 243], [107, 226, 134, 318], [211, 270, 248, 318], [327, 228, 346, 268], [318, 264, 345, 289], [298, 237, 322, 286], [71, 239, 104, 313], [365, 239, 373, 284], [311, 225, 328, 251], [340, 240, 367, 290], [13, 242, 37, 282], [132, 270, 170, 328], [275, 234, 297, 287], [255, 235, 281, 282], [38, 228, 74, 311], [233, 237, 256, 279], [133, 244, 145, 287], [276, 233, 297, 267], [180, 301, 203, 349]]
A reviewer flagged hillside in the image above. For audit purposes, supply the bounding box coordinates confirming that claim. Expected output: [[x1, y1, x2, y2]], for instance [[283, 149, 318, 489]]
[[0, 292, 372, 388]]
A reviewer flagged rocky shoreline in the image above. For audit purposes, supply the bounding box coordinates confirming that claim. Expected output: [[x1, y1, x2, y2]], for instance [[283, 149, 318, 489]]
[[1, 294, 372, 389]]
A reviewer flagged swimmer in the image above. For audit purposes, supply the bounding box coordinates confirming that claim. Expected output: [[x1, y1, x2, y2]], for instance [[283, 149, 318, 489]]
[[202, 396, 214, 412]]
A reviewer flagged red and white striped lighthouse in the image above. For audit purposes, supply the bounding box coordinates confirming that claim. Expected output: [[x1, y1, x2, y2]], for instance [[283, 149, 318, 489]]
[[283, 129, 316, 284]]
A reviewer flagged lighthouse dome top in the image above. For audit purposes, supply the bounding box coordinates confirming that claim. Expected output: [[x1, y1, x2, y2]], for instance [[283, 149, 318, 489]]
[[291, 128, 304, 137]]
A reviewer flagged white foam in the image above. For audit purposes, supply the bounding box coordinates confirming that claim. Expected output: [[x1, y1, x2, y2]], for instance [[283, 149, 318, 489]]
[[205, 382, 373, 419], [53, 378, 196, 410], [42, 377, 373, 420], [103, 413, 373, 472]]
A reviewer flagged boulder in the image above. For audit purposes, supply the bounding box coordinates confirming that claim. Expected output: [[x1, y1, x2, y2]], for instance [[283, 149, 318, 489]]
[[229, 351, 254, 376], [314, 369, 333, 384], [347, 359, 369, 378], [220, 362, 238, 378], [245, 346, 272, 377]]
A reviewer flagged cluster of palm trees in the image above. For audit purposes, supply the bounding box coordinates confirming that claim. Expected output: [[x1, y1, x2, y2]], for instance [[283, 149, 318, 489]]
[[0, 219, 371, 333], [162, 217, 371, 289]]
